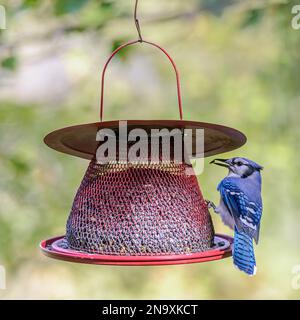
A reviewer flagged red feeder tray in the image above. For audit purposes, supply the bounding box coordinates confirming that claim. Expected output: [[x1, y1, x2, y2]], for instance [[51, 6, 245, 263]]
[[40, 39, 245, 266], [40, 234, 233, 266]]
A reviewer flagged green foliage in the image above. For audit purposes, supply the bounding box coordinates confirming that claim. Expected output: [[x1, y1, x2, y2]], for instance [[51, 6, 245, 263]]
[[201, 0, 235, 16], [22, 0, 41, 8], [111, 39, 133, 60], [241, 8, 265, 28], [54, 0, 88, 16], [1, 56, 17, 70]]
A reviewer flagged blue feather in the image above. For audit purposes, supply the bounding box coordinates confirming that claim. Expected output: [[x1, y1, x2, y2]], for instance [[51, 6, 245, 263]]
[[233, 226, 256, 275]]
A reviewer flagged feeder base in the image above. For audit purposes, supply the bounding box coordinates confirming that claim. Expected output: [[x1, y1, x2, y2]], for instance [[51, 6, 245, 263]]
[[40, 234, 233, 266]]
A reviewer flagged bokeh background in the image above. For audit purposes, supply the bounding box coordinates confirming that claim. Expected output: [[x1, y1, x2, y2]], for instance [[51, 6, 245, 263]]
[[1, 0, 300, 299]]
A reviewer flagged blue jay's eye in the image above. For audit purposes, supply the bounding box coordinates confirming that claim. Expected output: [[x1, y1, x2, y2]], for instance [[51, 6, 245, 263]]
[[236, 161, 243, 166]]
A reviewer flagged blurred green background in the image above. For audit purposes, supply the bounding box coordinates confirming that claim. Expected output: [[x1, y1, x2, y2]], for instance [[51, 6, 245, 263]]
[[1, 0, 300, 299]]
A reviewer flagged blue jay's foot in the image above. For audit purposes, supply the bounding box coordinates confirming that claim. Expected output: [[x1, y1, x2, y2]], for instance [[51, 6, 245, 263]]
[[205, 200, 216, 211]]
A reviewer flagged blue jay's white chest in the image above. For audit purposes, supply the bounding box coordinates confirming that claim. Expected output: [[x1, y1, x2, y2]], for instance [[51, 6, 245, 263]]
[[215, 197, 235, 230]]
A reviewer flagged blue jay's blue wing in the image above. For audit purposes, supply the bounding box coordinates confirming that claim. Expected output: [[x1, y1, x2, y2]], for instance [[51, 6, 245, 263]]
[[218, 178, 262, 244]]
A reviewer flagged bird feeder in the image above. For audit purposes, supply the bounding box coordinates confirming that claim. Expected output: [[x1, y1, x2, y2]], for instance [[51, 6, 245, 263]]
[[40, 3, 246, 266]]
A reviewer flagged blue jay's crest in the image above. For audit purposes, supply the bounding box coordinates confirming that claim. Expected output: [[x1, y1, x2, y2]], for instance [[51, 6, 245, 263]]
[[232, 157, 263, 171], [211, 156, 263, 276]]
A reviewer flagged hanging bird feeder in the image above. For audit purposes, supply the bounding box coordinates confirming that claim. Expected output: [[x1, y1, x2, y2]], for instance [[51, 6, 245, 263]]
[[40, 1, 246, 266]]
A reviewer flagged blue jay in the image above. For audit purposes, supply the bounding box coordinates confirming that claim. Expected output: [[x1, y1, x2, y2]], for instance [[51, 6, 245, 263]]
[[207, 157, 263, 275]]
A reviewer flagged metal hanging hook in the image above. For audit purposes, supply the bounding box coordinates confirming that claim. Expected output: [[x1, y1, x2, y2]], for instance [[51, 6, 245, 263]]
[[99, 0, 184, 121], [134, 0, 143, 42]]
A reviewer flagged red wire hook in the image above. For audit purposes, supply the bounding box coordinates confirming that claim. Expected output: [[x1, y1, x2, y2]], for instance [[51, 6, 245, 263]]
[[99, 0, 183, 121]]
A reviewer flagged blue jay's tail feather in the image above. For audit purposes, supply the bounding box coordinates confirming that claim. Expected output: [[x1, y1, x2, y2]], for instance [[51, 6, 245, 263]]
[[233, 227, 256, 276]]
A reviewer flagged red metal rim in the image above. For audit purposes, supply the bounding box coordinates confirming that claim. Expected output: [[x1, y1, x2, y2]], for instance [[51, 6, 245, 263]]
[[44, 120, 247, 160], [40, 234, 233, 266]]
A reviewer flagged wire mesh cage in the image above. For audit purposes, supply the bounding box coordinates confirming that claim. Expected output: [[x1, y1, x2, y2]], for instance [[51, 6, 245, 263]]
[[66, 159, 214, 255]]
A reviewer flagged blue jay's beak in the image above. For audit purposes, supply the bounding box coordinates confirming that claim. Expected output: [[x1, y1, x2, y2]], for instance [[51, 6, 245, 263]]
[[210, 158, 230, 169]]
